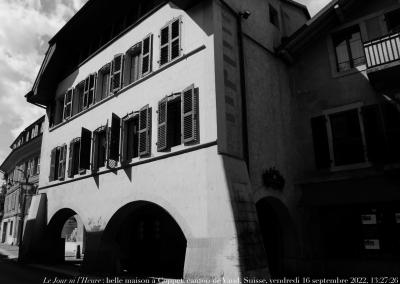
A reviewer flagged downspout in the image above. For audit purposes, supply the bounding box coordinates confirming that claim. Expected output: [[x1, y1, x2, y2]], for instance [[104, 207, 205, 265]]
[[236, 14, 250, 170]]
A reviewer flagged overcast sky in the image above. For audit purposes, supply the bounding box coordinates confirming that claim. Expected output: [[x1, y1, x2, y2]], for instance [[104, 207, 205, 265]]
[[0, 0, 330, 174]]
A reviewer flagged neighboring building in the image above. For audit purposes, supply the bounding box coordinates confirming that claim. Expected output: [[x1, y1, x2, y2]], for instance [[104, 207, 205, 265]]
[[280, 0, 400, 276], [0, 116, 44, 245], [23, 0, 310, 278]]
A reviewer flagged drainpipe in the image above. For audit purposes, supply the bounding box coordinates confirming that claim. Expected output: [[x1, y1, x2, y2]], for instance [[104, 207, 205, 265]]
[[237, 11, 250, 170]]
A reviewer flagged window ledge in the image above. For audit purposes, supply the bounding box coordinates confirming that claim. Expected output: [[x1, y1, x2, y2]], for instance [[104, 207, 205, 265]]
[[329, 162, 371, 172], [331, 64, 367, 79], [49, 44, 206, 133]]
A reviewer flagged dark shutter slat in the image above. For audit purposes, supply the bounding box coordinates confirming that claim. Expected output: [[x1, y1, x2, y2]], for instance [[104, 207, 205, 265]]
[[120, 118, 127, 164], [107, 114, 121, 168], [68, 141, 74, 178], [139, 105, 151, 157], [362, 104, 385, 164], [157, 98, 168, 151], [58, 144, 67, 180], [88, 73, 97, 107], [111, 54, 124, 93], [141, 35, 153, 75], [79, 127, 92, 173], [182, 85, 199, 144], [49, 148, 56, 181], [311, 115, 331, 169]]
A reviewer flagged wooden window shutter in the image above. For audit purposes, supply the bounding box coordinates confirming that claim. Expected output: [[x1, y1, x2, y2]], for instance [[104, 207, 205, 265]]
[[58, 144, 67, 180], [49, 148, 56, 181], [107, 114, 121, 168], [139, 105, 151, 157], [311, 116, 331, 169], [141, 34, 153, 76], [160, 25, 170, 66], [83, 76, 91, 109], [123, 53, 131, 87], [92, 131, 99, 172], [88, 73, 97, 107], [171, 19, 181, 60], [68, 140, 74, 178], [111, 54, 124, 93], [63, 89, 73, 120], [181, 85, 199, 144], [120, 118, 127, 164], [361, 104, 385, 164], [157, 98, 168, 151], [79, 127, 92, 173]]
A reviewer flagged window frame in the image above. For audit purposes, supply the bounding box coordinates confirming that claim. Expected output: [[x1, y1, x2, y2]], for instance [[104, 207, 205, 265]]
[[63, 88, 74, 120], [332, 25, 366, 73], [322, 102, 371, 171], [159, 17, 182, 67]]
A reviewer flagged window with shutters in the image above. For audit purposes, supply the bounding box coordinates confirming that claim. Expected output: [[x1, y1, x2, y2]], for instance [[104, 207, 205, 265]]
[[107, 114, 121, 169], [63, 89, 73, 120], [83, 73, 97, 109], [92, 126, 108, 171], [74, 81, 85, 115], [124, 43, 142, 86], [110, 54, 124, 94], [79, 127, 92, 174], [124, 35, 153, 87], [97, 63, 111, 102], [68, 138, 81, 178], [311, 104, 370, 170], [57, 144, 67, 181], [157, 85, 199, 151], [332, 25, 366, 72], [49, 147, 61, 181], [122, 114, 140, 161], [160, 18, 181, 66], [121, 105, 151, 162]]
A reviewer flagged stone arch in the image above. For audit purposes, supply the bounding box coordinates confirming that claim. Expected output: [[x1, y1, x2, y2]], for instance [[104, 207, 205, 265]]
[[99, 200, 188, 278], [256, 196, 300, 277], [44, 208, 86, 263]]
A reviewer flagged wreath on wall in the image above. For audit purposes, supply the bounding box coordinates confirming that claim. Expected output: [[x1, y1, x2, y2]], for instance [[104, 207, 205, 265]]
[[262, 167, 285, 191]]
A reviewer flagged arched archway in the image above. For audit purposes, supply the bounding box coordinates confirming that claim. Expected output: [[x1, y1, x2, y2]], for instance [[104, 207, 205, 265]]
[[101, 201, 187, 278], [256, 197, 299, 277], [44, 208, 85, 264]]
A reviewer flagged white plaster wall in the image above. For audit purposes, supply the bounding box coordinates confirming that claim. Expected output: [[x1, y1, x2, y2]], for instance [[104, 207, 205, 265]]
[[37, 2, 239, 241]]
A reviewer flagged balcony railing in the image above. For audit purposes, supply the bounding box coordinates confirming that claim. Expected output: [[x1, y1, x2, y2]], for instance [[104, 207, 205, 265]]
[[364, 32, 400, 69]]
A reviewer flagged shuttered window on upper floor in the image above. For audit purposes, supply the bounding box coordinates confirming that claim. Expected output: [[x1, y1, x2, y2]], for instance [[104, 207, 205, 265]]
[[157, 85, 199, 152], [160, 18, 181, 66]]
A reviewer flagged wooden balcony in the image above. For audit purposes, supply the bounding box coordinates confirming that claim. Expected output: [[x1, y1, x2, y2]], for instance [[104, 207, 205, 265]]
[[364, 33, 400, 91]]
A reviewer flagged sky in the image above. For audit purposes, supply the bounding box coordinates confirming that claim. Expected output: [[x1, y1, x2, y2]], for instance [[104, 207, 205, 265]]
[[0, 0, 330, 173]]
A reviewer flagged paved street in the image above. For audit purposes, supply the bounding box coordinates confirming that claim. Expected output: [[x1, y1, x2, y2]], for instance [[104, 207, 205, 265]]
[[0, 244, 80, 284], [0, 255, 68, 284]]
